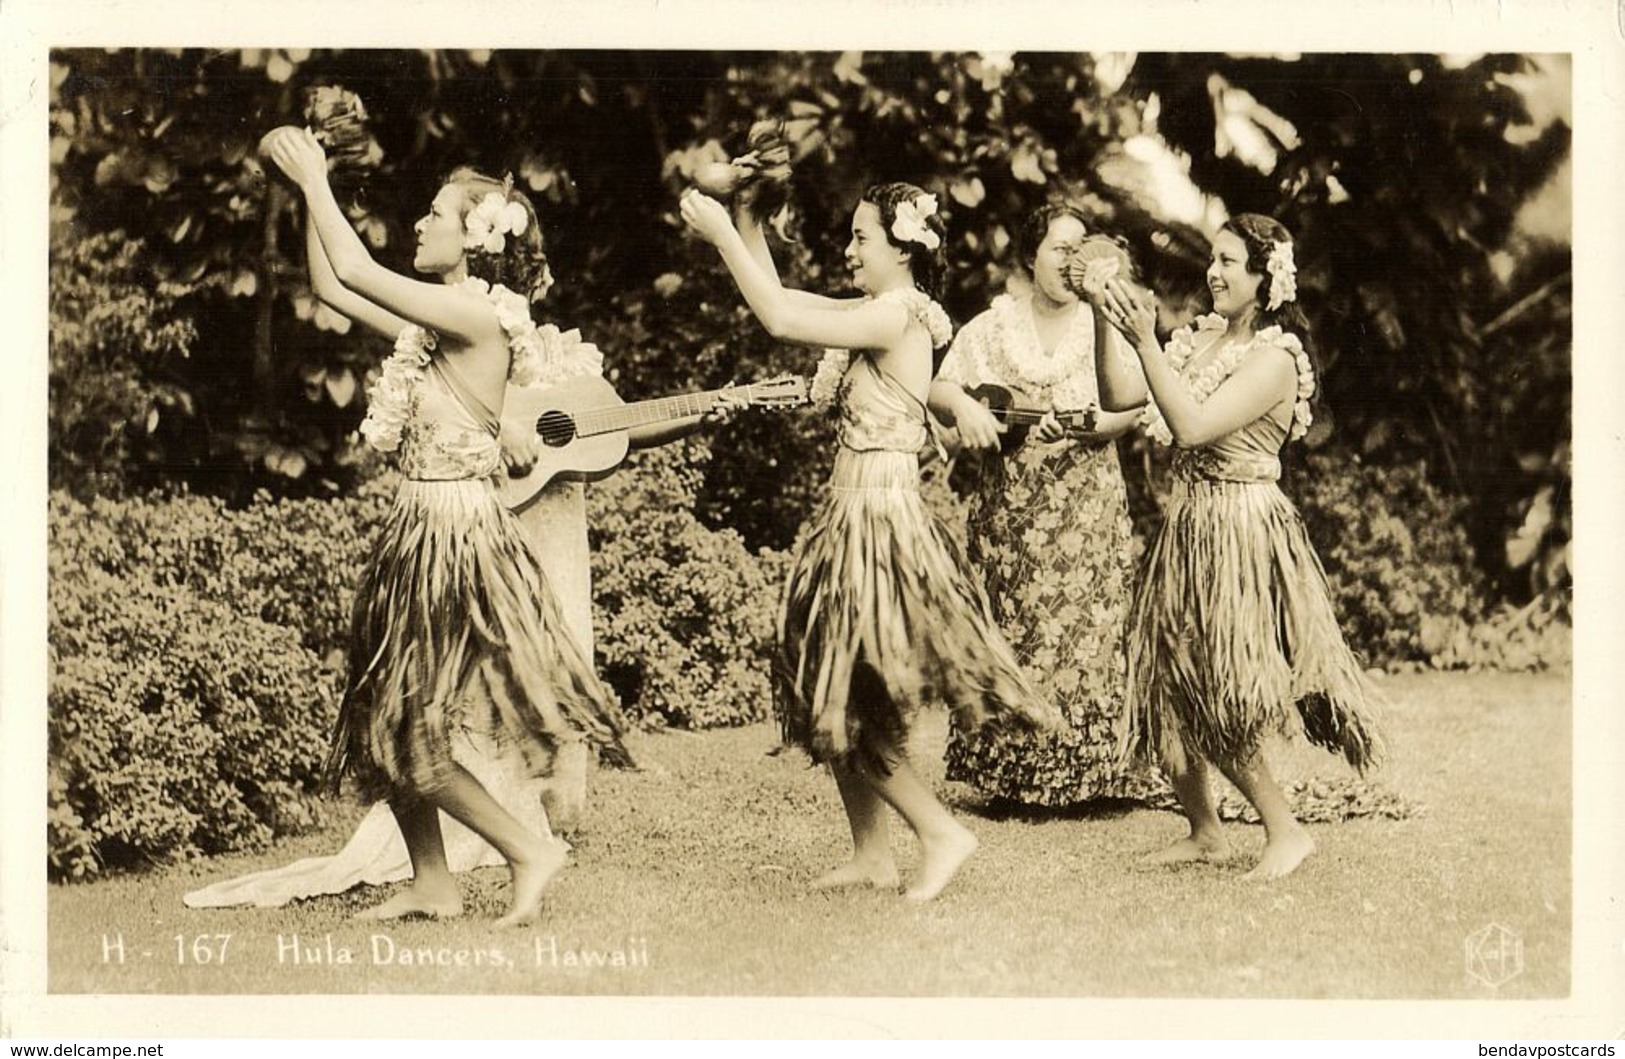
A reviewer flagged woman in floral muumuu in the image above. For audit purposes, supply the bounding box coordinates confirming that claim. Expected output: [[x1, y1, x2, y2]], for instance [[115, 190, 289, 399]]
[[1096, 213, 1385, 880], [681, 182, 1057, 901], [257, 128, 634, 926], [929, 203, 1165, 807]]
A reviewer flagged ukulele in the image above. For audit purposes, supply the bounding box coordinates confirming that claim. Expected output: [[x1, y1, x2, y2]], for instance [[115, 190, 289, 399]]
[[962, 383, 1095, 453], [496, 373, 809, 513], [946, 383, 1097, 496]]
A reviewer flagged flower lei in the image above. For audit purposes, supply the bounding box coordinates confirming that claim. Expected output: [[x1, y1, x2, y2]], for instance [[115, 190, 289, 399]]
[[1139, 314, 1315, 446], [878, 286, 953, 349], [808, 348, 852, 409], [464, 277, 604, 389], [981, 293, 1092, 393], [464, 191, 530, 256], [358, 277, 602, 453], [890, 193, 941, 251], [806, 288, 953, 410], [1265, 240, 1298, 311], [358, 324, 435, 453]]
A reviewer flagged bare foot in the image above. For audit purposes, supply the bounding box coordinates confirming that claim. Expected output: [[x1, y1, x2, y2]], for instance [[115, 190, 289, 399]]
[[494, 842, 569, 928], [1142, 833, 1231, 866], [904, 826, 979, 902], [1241, 826, 1315, 881], [352, 882, 463, 921], [811, 858, 901, 891]]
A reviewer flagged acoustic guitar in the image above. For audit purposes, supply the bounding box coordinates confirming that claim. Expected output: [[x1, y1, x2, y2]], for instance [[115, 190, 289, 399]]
[[496, 373, 809, 512]]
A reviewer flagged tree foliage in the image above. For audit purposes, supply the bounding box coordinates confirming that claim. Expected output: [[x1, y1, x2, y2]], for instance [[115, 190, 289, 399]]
[[48, 48, 1569, 599]]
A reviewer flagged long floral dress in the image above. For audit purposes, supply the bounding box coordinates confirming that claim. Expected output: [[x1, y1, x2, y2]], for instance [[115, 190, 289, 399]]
[[938, 293, 1166, 805]]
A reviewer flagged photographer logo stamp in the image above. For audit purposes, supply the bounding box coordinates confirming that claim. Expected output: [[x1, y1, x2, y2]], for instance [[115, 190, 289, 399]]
[[1464, 922, 1524, 987]]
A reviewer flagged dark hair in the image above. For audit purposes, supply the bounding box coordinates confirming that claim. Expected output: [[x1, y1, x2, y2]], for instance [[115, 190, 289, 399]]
[[444, 166, 552, 303], [1017, 202, 1090, 273], [860, 182, 946, 301], [1219, 212, 1308, 341]]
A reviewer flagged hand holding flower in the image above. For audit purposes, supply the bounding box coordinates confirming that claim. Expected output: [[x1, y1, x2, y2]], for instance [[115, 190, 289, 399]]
[[680, 188, 736, 247], [259, 126, 328, 190], [1074, 257, 1120, 307]]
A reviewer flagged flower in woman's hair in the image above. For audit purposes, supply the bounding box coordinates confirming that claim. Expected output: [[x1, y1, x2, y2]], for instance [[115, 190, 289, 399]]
[[890, 193, 942, 251], [463, 191, 529, 255], [1265, 240, 1298, 310]]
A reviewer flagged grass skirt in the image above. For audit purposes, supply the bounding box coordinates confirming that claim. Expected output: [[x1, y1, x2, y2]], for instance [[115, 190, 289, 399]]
[[775, 449, 1055, 767], [1122, 474, 1385, 774], [328, 479, 630, 801]]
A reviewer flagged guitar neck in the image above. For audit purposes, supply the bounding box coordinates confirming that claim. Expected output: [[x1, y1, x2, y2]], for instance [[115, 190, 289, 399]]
[[993, 409, 1049, 427], [573, 387, 741, 438], [991, 408, 1087, 427]]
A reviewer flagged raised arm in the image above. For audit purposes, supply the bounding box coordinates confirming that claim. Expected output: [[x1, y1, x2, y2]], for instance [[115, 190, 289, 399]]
[[736, 206, 830, 311], [681, 190, 900, 350], [263, 127, 496, 346], [304, 217, 412, 339], [1104, 279, 1294, 447], [1091, 305, 1149, 410]]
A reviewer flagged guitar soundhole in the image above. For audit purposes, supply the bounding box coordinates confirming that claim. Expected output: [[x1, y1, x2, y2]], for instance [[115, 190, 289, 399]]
[[536, 411, 577, 448]]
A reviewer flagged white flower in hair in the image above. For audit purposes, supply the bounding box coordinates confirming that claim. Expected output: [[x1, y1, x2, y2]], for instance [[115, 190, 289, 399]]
[[890, 193, 942, 251], [463, 191, 529, 255], [1266, 240, 1298, 310]]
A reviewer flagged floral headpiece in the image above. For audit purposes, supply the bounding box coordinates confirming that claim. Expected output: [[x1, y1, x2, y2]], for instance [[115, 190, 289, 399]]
[[890, 193, 942, 251], [464, 188, 530, 256], [1265, 240, 1297, 311]]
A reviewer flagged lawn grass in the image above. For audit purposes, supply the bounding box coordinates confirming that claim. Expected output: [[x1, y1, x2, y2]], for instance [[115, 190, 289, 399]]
[[47, 669, 1571, 998]]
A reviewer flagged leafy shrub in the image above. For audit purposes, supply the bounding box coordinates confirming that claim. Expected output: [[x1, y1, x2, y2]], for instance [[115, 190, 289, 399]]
[[587, 441, 789, 729], [47, 485, 392, 877], [1429, 592, 1573, 673], [49, 561, 336, 880], [50, 480, 395, 663], [1285, 448, 1493, 669]]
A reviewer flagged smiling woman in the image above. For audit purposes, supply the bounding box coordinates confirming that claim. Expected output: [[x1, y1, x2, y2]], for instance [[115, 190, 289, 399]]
[[187, 128, 631, 928], [681, 179, 1058, 902], [1098, 213, 1386, 883]]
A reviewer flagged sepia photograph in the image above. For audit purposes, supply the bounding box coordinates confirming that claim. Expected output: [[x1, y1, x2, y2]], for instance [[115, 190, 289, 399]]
[[2, 0, 1620, 1043]]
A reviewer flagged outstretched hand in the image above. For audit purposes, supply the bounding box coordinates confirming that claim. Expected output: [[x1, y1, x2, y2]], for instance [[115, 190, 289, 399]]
[[260, 126, 329, 191], [680, 188, 736, 247]]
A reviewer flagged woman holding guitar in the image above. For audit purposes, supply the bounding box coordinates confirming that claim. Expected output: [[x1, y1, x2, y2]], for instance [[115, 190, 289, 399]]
[[928, 204, 1165, 808]]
